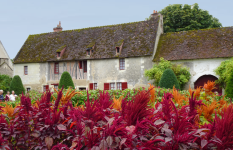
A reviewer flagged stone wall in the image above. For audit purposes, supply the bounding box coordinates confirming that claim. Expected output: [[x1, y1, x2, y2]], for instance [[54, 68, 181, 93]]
[[0, 63, 13, 77], [89, 56, 153, 90], [171, 58, 229, 91]]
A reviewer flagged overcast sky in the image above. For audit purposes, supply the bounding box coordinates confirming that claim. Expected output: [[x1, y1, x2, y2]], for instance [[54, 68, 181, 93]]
[[0, 0, 232, 59]]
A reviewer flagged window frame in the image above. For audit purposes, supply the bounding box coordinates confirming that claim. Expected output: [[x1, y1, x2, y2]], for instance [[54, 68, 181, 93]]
[[117, 82, 122, 90], [57, 52, 61, 57], [110, 83, 115, 90], [116, 47, 120, 53], [119, 58, 125, 70], [83, 60, 87, 73], [94, 83, 97, 90], [54, 62, 59, 74], [26, 88, 31, 92], [24, 66, 28, 75]]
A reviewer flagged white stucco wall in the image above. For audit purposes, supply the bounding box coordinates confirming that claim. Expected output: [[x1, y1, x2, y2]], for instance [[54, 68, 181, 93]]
[[14, 63, 42, 84], [171, 58, 230, 90]]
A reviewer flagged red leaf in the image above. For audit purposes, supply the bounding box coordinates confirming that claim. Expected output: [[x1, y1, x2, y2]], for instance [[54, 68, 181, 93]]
[[57, 124, 67, 131]]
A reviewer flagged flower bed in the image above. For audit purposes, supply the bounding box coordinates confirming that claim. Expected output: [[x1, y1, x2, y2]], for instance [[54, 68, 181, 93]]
[[0, 82, 232, 149]]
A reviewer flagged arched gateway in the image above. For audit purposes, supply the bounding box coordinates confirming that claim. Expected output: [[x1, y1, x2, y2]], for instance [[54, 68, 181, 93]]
[[194, 75, 222, 95]]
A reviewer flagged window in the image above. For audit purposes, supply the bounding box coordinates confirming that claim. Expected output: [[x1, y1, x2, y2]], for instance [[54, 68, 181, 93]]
[[79, 61, 82, 69], [110, 83, 115, 90], [117, 82, 122, 90], [54, 85, 58, 90], [24, 66, 28, 75], [117, 82, 128, 90], [26, 88, 31, 93], [116, 47, 120, 53], [43, 85, 49, 92], [87, 50, 90, 55], [54, 63, 59, 74], [57, 52, 61, 57], [89, 83, 97, 90], [79, 87, 86, 91], [94, 83, 97, 90], [119, 59, 125, 70], [83, 60, 87, 73]]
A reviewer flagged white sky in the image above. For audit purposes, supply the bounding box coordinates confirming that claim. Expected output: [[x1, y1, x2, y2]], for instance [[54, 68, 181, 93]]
[[0, 0, 232, 59]]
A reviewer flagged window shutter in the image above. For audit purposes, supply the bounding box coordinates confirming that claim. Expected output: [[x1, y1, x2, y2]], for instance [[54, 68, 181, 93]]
[[79, 61, 83, 69], [122, 82, 128, 90], [89, 83, 93, 90], [104, 83, 110, 90], [84, 61, 87, 72]]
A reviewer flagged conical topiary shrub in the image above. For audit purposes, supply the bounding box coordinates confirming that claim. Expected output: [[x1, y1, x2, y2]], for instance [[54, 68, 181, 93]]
[[225, 70, 233, 99], [9, 75, 25, 95], [58, 71, 75, 89], [158, 68, 180, 90]]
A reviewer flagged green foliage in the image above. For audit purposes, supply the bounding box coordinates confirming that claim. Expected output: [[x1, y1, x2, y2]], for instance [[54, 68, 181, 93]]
[[145, 57, 190, 89], [225, 70, 233, 99], [9, 75, 25, 95], [159, 69, 180, 90], [58, 71, 75, 89], [159, 3, 222, 33], [0, 75, 12, 94], [215, 58, 233, 88]]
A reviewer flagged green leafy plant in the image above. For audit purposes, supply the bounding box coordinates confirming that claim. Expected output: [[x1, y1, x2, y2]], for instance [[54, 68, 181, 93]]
[[9, 75, 25, 95], [215, 58, 233, 88], [58, 71, 75, 89], [0, 75, 12, 94], [225, 70, 233, 99], [145, 57, 190, 89], [159, 68, 180, 89]]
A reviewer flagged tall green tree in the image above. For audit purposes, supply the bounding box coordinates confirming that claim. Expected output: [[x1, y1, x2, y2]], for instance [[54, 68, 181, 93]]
[[158, 3, 222, 33], [0, 74, 12, 94], [9, 75, 25, 95], [58, 71, 75, 89]]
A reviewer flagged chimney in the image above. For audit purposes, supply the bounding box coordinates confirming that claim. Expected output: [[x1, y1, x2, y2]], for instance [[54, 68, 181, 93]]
[[150, 10, 159, 19], [53, 21, 63, 32]]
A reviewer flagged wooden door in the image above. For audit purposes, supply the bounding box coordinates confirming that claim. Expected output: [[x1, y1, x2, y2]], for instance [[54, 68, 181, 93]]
[[194, 75, 222, 95]]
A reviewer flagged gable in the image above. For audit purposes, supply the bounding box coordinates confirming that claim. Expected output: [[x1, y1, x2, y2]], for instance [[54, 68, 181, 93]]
[[153, 27, 233, 61], [14, 17, 160, 64]]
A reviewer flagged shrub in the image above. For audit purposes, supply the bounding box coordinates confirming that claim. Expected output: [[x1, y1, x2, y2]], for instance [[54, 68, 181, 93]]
[[9, 75, 25, 95], [0, 75, 12, 94], [225, 70, 233, 98], [215, 58, 233, 88], [58, 71, 75, 89], [159, 68, 180, 90], [145, 57, 190, 89]]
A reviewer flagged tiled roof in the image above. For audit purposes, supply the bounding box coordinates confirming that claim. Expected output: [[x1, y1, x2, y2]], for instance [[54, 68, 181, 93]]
[[153, 27, 233, 61], [14, 17, 160, 63]]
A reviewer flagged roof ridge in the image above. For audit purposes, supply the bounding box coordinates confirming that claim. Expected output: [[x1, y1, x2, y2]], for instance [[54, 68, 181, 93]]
[[28, 19, 148, 36], [162, 26, 233, 35]]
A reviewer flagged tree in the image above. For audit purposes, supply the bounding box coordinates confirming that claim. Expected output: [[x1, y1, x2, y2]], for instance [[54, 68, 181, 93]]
[[158, 3, 222, 33], [225, 70, 233, 99], [159, 69, 180, 90], [215, 58, 233, 88], [145, 57, 190, 89], [58, 71, 75, 89], [0, 74, 12, 94], [9, 75, 25, 95]]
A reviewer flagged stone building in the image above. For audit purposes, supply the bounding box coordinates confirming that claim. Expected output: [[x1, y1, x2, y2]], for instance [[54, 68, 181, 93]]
[[13, 11, 163, 92], [14, 11, 233, 93], [153, 27, 233, 94], [0, 41, 13, 77]]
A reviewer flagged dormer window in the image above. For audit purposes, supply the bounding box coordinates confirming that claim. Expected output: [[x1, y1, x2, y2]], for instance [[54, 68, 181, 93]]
[[115, 39, 124, 55], [86, 41, 96, 56], [116, 47, 120, 53], [86, 48, 91, 55], [56, 45, 66, 58]]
